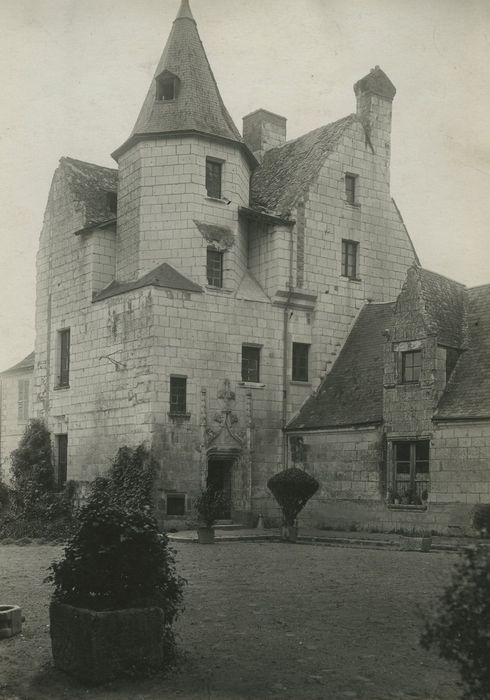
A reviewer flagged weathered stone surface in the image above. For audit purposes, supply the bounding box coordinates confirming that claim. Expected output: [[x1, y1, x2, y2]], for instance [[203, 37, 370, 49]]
[[0, 605, 22, 638], [49, 601, 165, 684]]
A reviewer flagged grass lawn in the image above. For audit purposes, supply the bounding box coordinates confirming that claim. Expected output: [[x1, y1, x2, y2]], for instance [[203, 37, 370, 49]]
[[0, 542, 460, 700]]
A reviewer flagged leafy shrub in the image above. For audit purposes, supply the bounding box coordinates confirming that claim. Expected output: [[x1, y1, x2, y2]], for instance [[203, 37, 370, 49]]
[[109, 445, 157, 511], [0, 421, 75, 540], [47, 480, 185, 627], [267, 467, 319, 527], [472, 504, 490, 535], [194, 487, 228, 528], [421, 545, 490, 699], [11, 419, 54, 498], [0, 479, 10, 513]]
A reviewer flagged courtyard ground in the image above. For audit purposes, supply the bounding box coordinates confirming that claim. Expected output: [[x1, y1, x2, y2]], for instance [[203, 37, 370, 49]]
[[0, 542, 460, 700]]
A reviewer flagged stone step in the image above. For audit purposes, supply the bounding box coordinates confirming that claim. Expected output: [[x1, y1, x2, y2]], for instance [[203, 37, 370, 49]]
[[214, 522, 246, 531]]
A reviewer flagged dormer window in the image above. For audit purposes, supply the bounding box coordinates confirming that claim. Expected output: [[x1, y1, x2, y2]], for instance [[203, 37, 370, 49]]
[[401, 350, 422, 383], [106, 191, 117, 215], [156, 71, 178, 101]]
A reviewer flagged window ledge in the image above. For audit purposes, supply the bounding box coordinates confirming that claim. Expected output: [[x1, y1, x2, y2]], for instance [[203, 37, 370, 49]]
[[344, 201, 361, 208], [205, 196, 228, 204], [290, 380, 312, 387], [54, 385, 70, 391], [238, 381, 265, 389], [205, 285, 233, 294], [168, 412, 191, 420], [340, 276, 362, 283], [387, 504, 428, 512]]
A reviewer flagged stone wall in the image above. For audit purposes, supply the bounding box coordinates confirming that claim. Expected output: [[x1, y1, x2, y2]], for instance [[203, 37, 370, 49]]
[[0, 369, 32, 480]]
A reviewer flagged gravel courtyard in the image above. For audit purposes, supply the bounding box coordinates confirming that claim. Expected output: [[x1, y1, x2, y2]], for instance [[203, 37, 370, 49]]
[[0, 542, 460, 700]]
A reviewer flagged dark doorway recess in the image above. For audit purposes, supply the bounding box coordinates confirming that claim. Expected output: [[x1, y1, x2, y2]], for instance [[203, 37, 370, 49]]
[[207, 457, 233, 519]]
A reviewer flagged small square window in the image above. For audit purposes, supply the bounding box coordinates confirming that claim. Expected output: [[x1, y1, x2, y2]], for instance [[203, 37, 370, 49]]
[[17, 379, 29, 421], [206, 159, 222, 199], [292, 343, 309, 382], [170, 376, 187, 414], [55, 434, 68, 489], [57, 328, 70, 388], [341, 240, 359, 279], [401, 350, 421, 383], [345, 174, 357, 204], [241, 346, 260, 383], [167, 494, 186, 516], [207, 249, 223, 287]]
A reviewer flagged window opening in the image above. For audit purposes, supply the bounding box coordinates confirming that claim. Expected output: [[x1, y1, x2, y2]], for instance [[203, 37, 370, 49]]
[[170, 376, 187, 414], [207, 249, 223, 287], [17, 379, 29, 421], [57, 329, 70, 388], [106, 191, 117, 215], [241, 346, 260, 383], [206, 159, 222, 199], [55, 434, 68, 489], [292, 343, 309, 382], [393, 440, 430, 505], [156, 76, 176, 101], [167, 494, 186, 516], [341, 240, 359, 279], [401, 350, 421, 383], [345, 174, 357, 204]]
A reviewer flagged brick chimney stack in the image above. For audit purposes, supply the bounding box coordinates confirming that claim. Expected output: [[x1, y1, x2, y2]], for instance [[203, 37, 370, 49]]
[[354, 66, 396, 174], [242, 109, 287, 163]]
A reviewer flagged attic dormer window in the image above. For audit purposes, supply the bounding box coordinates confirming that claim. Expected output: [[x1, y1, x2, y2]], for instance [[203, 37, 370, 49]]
[[156, 72, 178, 101], [106, 191, 117, 215]]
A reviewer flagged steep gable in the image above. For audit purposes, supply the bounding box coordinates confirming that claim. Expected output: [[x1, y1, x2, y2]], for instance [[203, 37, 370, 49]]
[[250, 114, 357, 217]]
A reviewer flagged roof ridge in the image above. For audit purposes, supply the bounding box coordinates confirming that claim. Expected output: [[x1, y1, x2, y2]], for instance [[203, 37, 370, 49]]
[[61, 156, 117, 173], [279, 113, 356, 150], [468, 282, 490, 291], [418, 266, 466, 288]]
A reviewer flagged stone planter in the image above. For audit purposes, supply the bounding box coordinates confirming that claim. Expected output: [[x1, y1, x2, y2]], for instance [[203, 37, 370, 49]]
[[197, 527, 215, 544], [400, 535, 432, 552], [49, 600, 165, 684], [280, 525, 298, 543], [0, 605, 22, 638]]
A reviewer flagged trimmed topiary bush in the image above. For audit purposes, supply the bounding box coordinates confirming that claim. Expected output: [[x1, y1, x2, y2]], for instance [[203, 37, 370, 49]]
[[421, 545, 490, 699], [194, 487, 228, 529], [267, 467, 319, 538]]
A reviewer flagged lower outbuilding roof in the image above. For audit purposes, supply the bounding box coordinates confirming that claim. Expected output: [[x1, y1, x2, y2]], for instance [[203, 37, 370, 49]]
[[287, 303, 393, 431]]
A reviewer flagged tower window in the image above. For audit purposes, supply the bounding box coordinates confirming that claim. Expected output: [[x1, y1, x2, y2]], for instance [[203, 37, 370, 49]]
[[156, 75, 177, 101], [292, 343, 309, 382], [206, 159, 222, 199], [207, 249, 223, 287], [56, 328, 70, 388], [341, 240, 359, 279], [241, 346, 260, 383], [345, 174, 357, 204], [170, 376, 187, 414]]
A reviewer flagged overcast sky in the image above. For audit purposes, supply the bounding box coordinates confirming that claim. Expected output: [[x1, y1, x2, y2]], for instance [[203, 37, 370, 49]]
[[1, 0, 489, 371]]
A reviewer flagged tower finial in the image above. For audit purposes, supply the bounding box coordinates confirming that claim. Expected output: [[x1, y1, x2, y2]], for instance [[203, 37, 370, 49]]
[[175, 0, 195, 22]]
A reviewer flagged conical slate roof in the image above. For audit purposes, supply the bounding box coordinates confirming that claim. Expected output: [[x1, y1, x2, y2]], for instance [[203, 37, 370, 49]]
[[122, 0, 242, 151]]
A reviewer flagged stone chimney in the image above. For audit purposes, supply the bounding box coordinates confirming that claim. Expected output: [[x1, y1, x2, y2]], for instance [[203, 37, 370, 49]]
[[354, 66, 396, 167], [242, 109, 287, 163]]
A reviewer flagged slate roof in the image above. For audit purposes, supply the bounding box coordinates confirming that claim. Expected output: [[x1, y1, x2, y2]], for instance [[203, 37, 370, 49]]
[[61, 157, 117, 232], [1, 351, 35, 375], [128, 0, 241, 146], [250, 114, 357, 217], [435, 284, 490, 420], [94, 262, 202, 301], [418, 268, 466, 348], [287, 303, 393, 431]]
